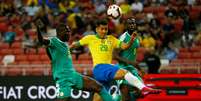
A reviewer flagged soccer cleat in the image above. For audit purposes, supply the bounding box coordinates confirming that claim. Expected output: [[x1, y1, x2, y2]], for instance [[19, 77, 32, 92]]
[[141, 87, 162, 97]]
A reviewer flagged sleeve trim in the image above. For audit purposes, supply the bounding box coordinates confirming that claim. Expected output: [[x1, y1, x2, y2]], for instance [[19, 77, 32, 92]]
[[118, 41, 123, 48], [75, 41, 81, 46]]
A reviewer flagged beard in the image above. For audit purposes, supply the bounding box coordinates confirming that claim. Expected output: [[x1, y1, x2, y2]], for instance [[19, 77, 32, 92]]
[[128, 29, 135, 34]]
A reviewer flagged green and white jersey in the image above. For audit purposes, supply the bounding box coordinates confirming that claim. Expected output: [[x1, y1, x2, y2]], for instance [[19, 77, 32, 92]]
[[118, 31, 140, 68], [47, 37, 75, 81]]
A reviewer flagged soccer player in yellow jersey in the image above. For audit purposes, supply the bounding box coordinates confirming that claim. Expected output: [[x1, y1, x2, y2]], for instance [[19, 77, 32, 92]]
[[70, 19, 161, 100]]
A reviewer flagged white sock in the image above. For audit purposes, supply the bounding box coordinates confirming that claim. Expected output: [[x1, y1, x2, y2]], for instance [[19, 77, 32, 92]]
[[124, 72, 146, 90]]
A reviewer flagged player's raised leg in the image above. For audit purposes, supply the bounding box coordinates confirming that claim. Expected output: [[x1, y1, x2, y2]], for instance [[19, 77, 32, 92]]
[[114, 68, 161, 96]]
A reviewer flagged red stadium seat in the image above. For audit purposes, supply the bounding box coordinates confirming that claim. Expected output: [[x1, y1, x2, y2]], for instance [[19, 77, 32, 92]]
[[79, 53, 92, 60], [0, 55, 2, 61], [157, 6, 166, 13], [190, 47, 201, 52], [47, 67, 52, 76], [28, 49, 38, 54], [160, 18, 167, 26], [17, 60, 30, 65], [180, 68, 199, 74], [0, 55, 3, 65], [13, 49, 24, 55], [171, 59, 183, 64], [30, 60, 43, 64], [79, 60, 93, 64], [0, 22, 8, 32], [73, 60, 80, 64], [183, 59, 196, 63], [137, 47, 146, 54], [157, 13, 165, 21], [178, 52, 192, 59], [179, 48, 189, 53], [174, 18, 184, 32], [0, 16, 6, 22], [11, 42, 21, 48], [14, 28, 24, 36], [42, 60, 51, 64], [4, 67, 22, 76], [136, 53, 144, 62], [160, 68, 178, 74], [27, 54, 39, 61], [0, 49, 12, 55], [191, 53, 201, 59], [189, 10, 200, 20], [25, 67, 45, 76], [38, 48, 46, 54], [71, 54, 76, 60], [40, 54, 50, 61], [191, 6, 201, 12], [15, 36, 23, 42], [0, 43, 9, 49], [15, 55, 27, 61], [143, 7, 158, 13], [28, 30, 37, 36]]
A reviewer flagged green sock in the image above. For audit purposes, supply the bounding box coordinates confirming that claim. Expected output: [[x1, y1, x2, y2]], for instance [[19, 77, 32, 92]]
[[99, 88, 114, 101]]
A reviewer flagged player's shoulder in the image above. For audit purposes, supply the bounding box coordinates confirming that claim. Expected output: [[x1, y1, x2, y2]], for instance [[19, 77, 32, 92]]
[[48, 37, 63, 46]]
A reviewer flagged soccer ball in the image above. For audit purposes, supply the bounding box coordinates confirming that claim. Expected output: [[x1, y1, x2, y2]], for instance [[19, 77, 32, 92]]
[[107, 4, 122, 19]]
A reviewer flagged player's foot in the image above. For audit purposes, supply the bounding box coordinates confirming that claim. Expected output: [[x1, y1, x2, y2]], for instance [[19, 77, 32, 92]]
[[141, 87, 162, 97]]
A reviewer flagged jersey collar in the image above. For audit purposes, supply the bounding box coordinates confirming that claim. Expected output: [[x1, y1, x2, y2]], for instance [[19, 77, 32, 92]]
[[95, 33, 107, 39], [125, 31, 131, 36]]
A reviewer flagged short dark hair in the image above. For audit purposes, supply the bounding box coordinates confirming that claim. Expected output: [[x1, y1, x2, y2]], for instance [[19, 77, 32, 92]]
[[126, 17, 136, 24], [56, 23, 70, 35], [95, 19, 108, 27]]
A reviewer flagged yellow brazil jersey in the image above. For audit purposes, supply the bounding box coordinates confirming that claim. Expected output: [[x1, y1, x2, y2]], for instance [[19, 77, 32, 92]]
[[79, 35, 122, 66]]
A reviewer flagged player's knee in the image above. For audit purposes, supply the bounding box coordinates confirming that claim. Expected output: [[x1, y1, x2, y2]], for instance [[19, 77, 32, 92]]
[[119, 69, 128, 75], [114, 69, 128, 79]]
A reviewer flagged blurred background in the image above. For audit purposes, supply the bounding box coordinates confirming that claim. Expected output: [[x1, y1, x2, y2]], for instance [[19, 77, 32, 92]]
[[0, 0, 201, 101]]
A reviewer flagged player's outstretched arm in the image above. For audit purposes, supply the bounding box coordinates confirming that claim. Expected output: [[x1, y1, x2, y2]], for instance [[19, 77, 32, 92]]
[[35, 19, 50, 46], [70, 41, 80, 49], [120, 32, 137, 50], [113, 48, 141, 71]]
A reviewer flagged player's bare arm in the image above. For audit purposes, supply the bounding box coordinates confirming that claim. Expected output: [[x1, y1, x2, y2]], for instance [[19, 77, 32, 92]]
[[70, 41, 80, 49], [113, 48, 141, 71], [35, 19, 50, 46]]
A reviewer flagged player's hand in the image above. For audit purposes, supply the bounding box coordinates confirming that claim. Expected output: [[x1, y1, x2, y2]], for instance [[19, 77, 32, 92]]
[[35, 19, 45, 29]]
